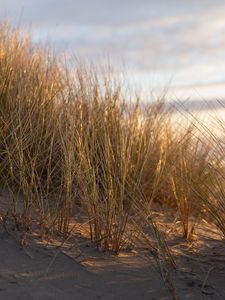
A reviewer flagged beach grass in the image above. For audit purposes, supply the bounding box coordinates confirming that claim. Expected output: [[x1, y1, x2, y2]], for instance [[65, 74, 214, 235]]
[[0, 22, 225, 265]]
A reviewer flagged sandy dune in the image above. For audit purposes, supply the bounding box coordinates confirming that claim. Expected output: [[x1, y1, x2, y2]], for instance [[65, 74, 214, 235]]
[[0, 226, 166, 300], [0, 219, 225, 300]]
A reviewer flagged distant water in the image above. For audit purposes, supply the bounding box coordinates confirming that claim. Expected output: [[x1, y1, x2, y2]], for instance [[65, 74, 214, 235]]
[[170, 106, 225, 139]]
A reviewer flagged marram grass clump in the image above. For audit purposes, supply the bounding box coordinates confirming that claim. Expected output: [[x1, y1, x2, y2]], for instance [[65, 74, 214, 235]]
[[0, 23, 225, 257]]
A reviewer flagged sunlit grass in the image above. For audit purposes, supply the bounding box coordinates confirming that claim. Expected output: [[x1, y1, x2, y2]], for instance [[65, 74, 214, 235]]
[[1, 22, 225, 272]]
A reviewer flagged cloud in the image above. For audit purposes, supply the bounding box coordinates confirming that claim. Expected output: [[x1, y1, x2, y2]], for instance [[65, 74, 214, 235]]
[[1, 0, 225, 98], [1, 0, 224, 27]]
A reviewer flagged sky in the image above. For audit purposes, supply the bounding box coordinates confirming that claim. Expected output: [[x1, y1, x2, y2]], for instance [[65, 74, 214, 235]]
[[1, 0, 225, 101]]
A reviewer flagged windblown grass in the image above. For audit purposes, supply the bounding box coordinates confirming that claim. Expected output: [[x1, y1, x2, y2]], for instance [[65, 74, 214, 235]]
[[1, 22, 225, 268]]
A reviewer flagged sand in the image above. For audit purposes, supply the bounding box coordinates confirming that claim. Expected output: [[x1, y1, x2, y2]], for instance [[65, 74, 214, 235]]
[[0, 213, 225, 299]]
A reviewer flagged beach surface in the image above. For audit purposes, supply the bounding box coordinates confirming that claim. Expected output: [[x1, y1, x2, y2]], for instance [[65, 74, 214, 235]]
[[0, 216, 225, 300]]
